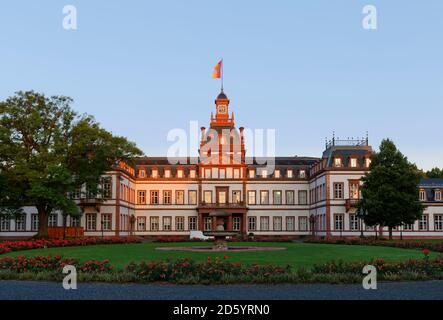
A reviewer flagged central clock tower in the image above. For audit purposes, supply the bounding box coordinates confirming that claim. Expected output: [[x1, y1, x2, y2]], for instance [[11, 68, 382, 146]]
[[211, 89, 234, 128]]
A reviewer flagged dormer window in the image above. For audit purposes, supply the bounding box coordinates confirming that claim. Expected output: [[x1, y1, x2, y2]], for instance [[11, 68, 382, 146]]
[[299, 170, 306, 179], [275, 170, 280, 178], [334, 158, 342, 167], [287, 170, 293, 178], [152, 169, 158, 178], [350, 158, 358, 168], [177, 170, 183, 178], [139, 170, 146, 178], [436, 190, 442, 201], [419, 190, 426, 201], [249, 169, 255, 179], [190, 169, 196, 179], [261, 169, 267, 178], [365, 158, 371, 168], [164, 169, 171, 178]]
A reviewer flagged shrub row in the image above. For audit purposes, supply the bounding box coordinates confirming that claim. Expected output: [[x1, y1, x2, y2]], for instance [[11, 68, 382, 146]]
[[1, 255, 442, 284], [305, 238, 443, 253], [0, 255, 112, 273], [125, 256, 290, 282], [0, 237, 142, 255]]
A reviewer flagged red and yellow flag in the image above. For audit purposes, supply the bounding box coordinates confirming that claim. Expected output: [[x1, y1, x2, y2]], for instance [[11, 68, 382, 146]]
[[212, 60, 222, 79]]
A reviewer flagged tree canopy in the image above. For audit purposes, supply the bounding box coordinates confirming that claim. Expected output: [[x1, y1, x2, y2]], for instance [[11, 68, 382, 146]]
[[0, 91, 143, 238], [425, 167, 443, 179], [359, 139, 424, 239]]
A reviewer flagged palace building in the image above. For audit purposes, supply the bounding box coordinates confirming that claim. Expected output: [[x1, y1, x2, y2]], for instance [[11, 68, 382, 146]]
[[1, 91, 443, 239]]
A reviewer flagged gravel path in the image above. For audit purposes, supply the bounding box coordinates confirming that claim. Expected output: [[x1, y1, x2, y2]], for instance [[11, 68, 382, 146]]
[[0, 280, 442, 300]]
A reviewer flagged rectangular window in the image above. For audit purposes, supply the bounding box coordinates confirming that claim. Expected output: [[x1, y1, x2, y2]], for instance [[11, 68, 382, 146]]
[[138, 190, 146, 204], [150, 217, 159, 231], [248, 217, 256, 231], [204, 217, 212, 231], [334, 183, 344, 199], [188, 190, 197, 205], [274, 170, 280, 178], [101, 214, 112, 231], [233, 169, 240, 179], [350, 214, 359, 231], [273, 217, 282, 231], [205, 168, 211, 179], [334, 158, 342, 167], [163, 190, 172, 205], [189, 217, 197, 231], [176, 216, 184, 231], [139, 170, 146, 178], [287, 170, 293, 178], [434, 215, 443, 231], [419, 190, 426, 201], [152, 169, 158, 178], [150, 191, 159, 204], [0, 216, 10, 231], [219, 168, 226, 179], [211, 168, 219, 179], [419, 215, 429, 231], [218, 190, 227, 204], [164, 170, 171, 178], [299, 170, 306, 179], [286, 216, 295, 231], [14, 215, 26, 231], [349, 182, 360, 200], [298, 190, 308, 205], [248, 191, 256, 205], [261, 169, 268, 178], [299, 216, 308, 231], [177, 170, 183, 178], [260, 191, 269, 205], [232, 191, 241, 204], [350, 158, 358, 168], [233, 217, 241, 231], [273, 191, 282, 205], [226, 168, 233, 179], [86, 214, 97, 231], [334, 214, 344, 231], [204, 191, 212, 204], [190, 170, 196, 179], [249, 170, 255, 179], [436, 191, 442, 201], [103, 177, 112, 199], [137, 217, 146, 231], [31, 214, 39, 231], [176, 190, 185, 205], [260, 216, 269, 231], [48, 214, 58, 227], [403, 223, 414, 231], [286, 191, 295, 205], [163, 217, 172, 231], [71, 216, 80, 227]]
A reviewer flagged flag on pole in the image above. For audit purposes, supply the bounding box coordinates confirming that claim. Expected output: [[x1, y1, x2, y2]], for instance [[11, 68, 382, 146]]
[[212, 60, 222, 79]]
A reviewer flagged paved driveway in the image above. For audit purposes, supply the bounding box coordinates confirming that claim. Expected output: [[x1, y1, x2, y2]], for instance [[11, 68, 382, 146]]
[[0, 280, 442, 300]]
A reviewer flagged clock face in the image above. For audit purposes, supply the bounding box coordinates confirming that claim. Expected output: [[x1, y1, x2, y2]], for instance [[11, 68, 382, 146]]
[[218, 105, 227, 114]]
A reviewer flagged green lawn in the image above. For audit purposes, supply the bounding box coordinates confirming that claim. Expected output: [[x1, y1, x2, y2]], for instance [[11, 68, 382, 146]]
[[3, 242, 437, 270]]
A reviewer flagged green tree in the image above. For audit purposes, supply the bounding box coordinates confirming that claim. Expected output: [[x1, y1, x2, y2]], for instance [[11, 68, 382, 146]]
[[359, 139, 424, 240], [425, 167, 443, 179], [0, 91, 142, 238]]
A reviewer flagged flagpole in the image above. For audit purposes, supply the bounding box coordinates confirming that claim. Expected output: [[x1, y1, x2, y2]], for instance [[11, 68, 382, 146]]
[[221, 58, 224, 92]]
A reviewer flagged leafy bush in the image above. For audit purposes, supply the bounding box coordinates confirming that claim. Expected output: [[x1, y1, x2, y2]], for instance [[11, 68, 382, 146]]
[[0, 255, 112, 273], [0, 237, 141, 255]]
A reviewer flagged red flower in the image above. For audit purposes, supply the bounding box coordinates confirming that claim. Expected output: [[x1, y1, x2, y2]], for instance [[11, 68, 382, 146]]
[[423, 249, 430, 256]]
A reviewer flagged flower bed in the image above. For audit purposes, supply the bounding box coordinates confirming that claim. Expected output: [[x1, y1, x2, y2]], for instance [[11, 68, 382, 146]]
[[0, 237, 142, 255], [0, 255, 112, 273], [305, 238, 443, 253], [312, 258, 443, 278], [125, 256, 291, 283]]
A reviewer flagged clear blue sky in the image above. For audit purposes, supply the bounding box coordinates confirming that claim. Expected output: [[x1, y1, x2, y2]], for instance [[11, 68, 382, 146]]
[[1, 1, 442, 170]]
